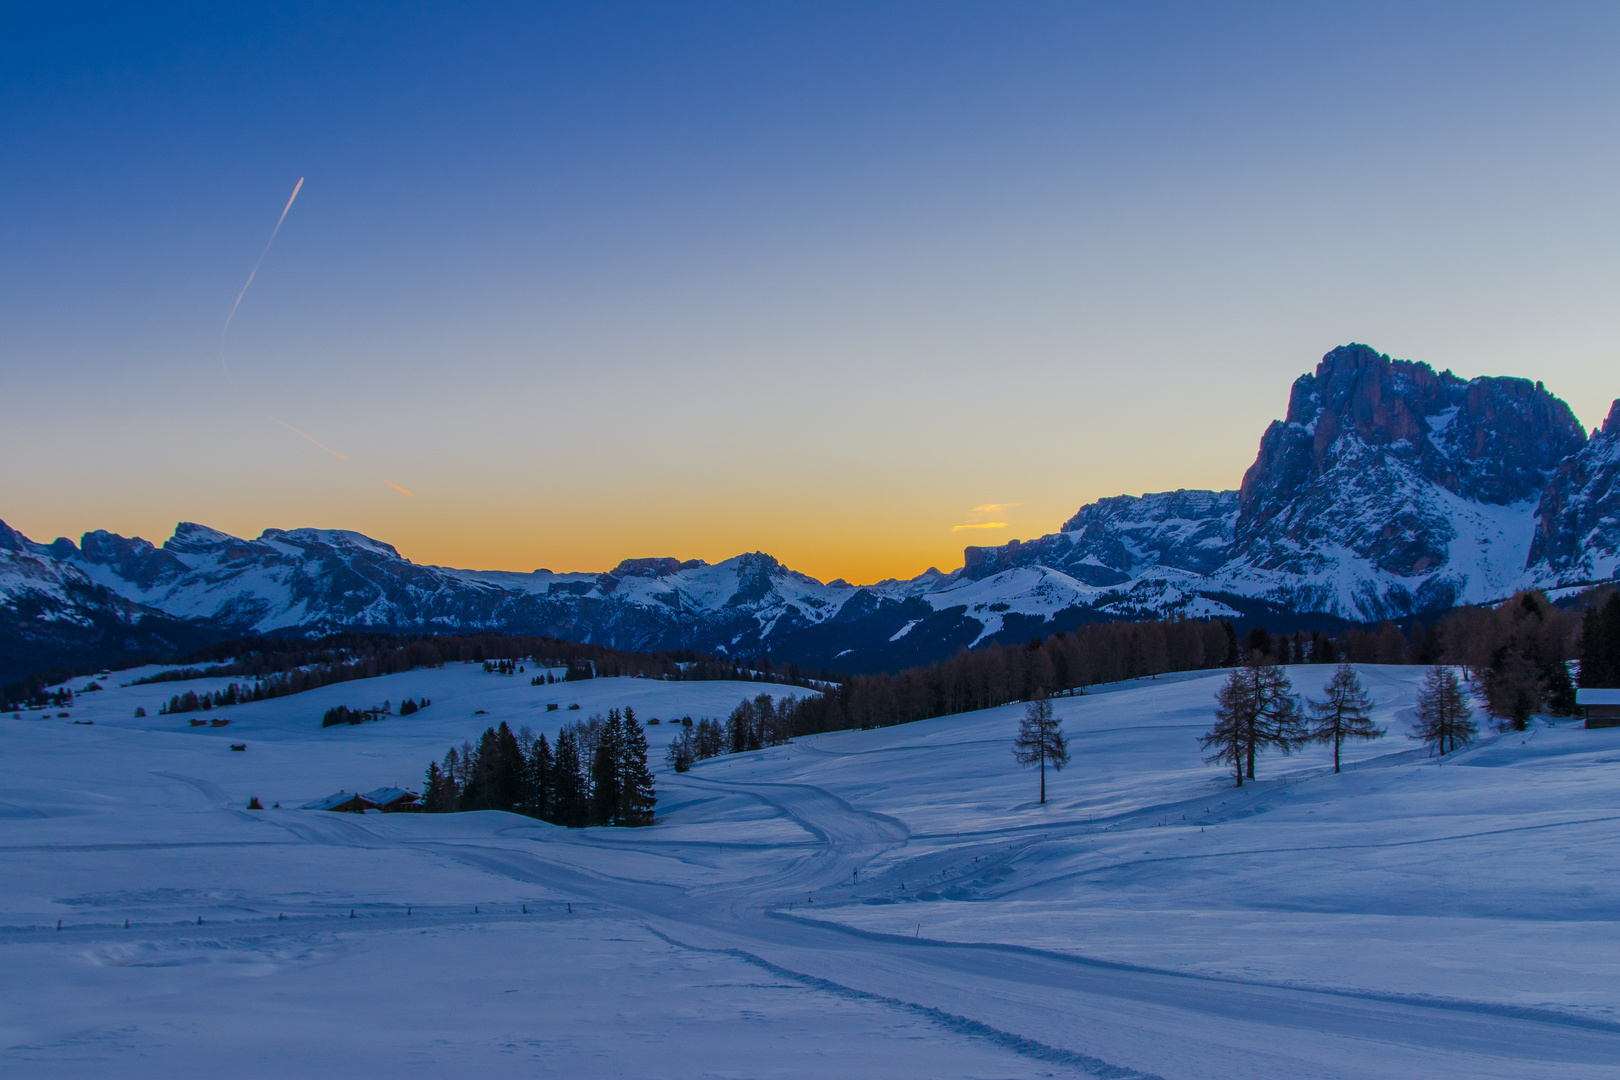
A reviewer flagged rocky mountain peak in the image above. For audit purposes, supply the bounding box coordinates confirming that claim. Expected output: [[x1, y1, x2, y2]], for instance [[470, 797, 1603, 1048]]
[[1240, 345, 1585, 540], [163, 522, 243, 555], [78, 530, 190, 589], [0, 519, 37, 554], [608, 557, 685, 579]]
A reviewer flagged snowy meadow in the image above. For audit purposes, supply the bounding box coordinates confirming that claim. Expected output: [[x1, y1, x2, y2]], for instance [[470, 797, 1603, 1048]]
[[3, 662, 1618, 1078]]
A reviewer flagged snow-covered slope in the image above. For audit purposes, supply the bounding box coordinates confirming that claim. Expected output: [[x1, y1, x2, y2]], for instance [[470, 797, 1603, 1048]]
[[5, 664, 1618, 1077], [3, 344, 1615, 683]]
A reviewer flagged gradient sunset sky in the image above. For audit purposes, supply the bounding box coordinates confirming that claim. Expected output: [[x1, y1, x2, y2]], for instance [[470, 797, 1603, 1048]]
[[5, 3, 1619, 584]]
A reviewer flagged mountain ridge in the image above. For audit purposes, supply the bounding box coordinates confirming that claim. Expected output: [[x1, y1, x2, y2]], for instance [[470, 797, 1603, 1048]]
[[5, 344, 1616, 684]]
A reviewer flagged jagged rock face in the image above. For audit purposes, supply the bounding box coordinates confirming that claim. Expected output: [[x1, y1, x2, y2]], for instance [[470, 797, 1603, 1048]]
[[1241, 345, 1584, 518], [1237, 345, 1585, 569], [1530, 400, 1620, 584]]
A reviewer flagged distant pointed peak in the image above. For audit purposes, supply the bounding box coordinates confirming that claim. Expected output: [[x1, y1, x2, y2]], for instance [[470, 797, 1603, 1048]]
[[0, 518, 34, 553]]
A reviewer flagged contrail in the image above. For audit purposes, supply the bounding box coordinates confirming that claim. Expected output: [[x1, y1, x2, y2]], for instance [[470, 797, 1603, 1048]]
[[221, 176, 304, 379], [268, 415, 349, 461], [218, 178, 422, 502]]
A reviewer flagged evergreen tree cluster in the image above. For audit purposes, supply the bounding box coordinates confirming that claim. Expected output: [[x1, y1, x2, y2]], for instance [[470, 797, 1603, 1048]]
[[423, 709, 655, 827], [397, 696, 429, 715], [160, 683, 253, 714], [322, 704, 382, 727], [1579, 591, 1620, 689], [749, 619, 1241, 739], [1439, 591, 1579, 726]]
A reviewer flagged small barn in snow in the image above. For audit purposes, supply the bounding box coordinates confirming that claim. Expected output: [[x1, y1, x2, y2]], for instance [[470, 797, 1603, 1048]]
[[1577, 688, 1620, 729]]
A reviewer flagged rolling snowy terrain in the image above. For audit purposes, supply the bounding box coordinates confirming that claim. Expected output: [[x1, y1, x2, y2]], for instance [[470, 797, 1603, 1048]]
[[4, 663, 1618, 1078], [4, 344, 1617, 683]]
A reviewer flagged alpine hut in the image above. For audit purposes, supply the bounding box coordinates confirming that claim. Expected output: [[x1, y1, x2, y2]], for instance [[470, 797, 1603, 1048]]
[[301, 791, 378, 813], [362, 787, 421, 813], [1576, 688, 1620, 729]]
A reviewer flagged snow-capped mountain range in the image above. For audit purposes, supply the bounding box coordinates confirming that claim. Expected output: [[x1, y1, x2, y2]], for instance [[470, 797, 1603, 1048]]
[[4, 344, 1617, 684]]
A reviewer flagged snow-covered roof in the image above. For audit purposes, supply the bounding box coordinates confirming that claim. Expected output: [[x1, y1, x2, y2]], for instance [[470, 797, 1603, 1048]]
[[361, 787, 419, 805], [301, 791, 376, 812], [1575, 689, 1620, 706]]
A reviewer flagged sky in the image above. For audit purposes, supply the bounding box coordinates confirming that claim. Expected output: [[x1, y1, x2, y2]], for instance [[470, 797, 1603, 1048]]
[[4, 2, 1620, 585]]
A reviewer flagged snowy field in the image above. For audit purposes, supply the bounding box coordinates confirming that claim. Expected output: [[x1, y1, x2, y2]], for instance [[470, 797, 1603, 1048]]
[[3, 662, 1619, 1078]]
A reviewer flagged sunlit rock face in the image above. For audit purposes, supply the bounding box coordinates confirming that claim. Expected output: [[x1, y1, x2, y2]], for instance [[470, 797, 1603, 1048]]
[[1215, 344, 1587, 619]]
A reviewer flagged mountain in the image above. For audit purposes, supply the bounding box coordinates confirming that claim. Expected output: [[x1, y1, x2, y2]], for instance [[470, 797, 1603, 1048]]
[[3, 344, 1615, 685], [1528, 399, 1620, 587], [1221, 344, 1586, 619]]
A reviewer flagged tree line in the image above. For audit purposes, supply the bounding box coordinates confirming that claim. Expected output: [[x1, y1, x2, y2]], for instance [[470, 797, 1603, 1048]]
[[645, 588, 1613, 756], [422, 709, 656, 827]]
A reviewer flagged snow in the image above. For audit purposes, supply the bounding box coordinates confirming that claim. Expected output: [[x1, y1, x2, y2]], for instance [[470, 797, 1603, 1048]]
[[888, 619, 921, 642], [4, 663, 1620, 1077]]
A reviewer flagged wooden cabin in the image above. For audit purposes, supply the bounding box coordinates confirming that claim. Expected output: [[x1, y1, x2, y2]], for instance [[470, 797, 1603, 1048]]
[[301, 791, 378, 813], [1576, 689, 1620, 729], [361, 787, 422, 813]]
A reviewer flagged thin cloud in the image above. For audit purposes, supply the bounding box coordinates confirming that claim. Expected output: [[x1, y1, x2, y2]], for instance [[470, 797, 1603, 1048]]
[[951, 502, 1019, 531], [383, 479, 417, 498]]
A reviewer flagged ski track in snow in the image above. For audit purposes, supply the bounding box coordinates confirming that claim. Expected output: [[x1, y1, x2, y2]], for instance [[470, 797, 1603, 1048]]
[[4, 664, 1620, 1077]]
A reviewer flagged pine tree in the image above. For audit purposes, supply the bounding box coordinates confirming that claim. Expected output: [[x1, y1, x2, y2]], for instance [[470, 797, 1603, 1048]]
[[492, 722, 525, 811], [423, 761, 458, 812], [1545, 658, 1578, 716], [726, 698, 758, 754], [1484, 642, 1545, 730], [551, 728, 587, 827], [1413, 665, 1477, 756], [1306, 663, 1382, 773], [590, 709, 625, 825], [1201, 666, 1252, 787], [1579, 592, 1620, 688], [522, 733, 553, 819], [460, 727, 498, 809], [694, 717, 725, 759], [665, 727, 696, 772], [1012, 693, 1068, 804], [1200, 658, 1304, 786], [1249, 661, 1305, 777], [618, 713, 657, 826]]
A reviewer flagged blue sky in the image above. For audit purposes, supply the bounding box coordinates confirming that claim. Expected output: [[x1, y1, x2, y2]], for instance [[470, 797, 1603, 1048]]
[[4, 3, 1618, 581]]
